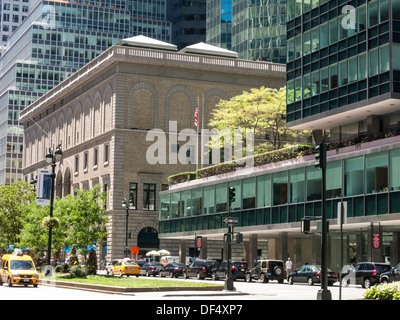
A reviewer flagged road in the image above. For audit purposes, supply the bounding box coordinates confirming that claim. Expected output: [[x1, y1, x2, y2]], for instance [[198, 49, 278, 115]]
[[0, 276, 365, 300]]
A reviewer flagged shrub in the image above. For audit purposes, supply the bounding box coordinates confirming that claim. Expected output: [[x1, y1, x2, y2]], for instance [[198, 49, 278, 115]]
[[68, 265, 87, 279], [363, 282, 400, 300], [86, 248, 97, 275], [54, 265, 63, 273]]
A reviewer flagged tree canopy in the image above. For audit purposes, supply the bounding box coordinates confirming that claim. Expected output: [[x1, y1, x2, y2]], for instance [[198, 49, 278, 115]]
[[208, 86, 310, 155]]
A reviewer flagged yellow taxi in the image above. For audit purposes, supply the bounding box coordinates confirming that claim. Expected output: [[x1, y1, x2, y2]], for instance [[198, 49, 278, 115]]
[[0, 252, 39, 287], [111, 259, 140, 277]]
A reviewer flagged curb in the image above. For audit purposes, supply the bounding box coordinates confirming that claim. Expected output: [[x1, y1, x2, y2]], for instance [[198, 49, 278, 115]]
[[39, 279, 225, 295]]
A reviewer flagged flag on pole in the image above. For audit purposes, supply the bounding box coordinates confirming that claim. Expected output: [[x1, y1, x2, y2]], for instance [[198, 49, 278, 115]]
[[194, 107, 199, 127]]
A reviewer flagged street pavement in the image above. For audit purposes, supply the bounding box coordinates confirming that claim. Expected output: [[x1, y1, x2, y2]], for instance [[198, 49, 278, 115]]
[[0, 275, 365, 300]]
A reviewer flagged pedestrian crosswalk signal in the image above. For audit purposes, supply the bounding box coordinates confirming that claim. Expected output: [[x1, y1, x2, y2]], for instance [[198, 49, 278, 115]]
[[315, 143, 326, 169]]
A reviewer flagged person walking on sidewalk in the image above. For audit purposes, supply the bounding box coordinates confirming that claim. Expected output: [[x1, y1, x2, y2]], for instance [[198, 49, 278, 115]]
[[285, 257, 293, 279]]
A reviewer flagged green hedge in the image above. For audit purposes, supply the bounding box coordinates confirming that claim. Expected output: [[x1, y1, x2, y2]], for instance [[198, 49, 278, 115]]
[[168, 145, 312, 186]]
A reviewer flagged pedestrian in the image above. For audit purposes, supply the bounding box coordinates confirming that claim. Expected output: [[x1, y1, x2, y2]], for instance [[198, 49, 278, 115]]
[[286, 257, 293, 278]]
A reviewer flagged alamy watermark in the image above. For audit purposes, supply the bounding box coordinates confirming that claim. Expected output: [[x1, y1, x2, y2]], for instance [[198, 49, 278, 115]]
[[146, 121, 255, 167]]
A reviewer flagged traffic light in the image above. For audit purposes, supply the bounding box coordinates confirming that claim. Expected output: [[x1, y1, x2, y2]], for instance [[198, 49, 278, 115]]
[[229, 187, 236, 203], [315, 143, 326, 169]]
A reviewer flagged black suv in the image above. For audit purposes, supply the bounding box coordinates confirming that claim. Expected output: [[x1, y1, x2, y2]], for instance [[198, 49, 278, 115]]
[[246, 259, 286, 283], [341, 262, 391, 288], [211, 261, 248, 281], [183, 259, 219, 280], [380, 263, 400, 284]]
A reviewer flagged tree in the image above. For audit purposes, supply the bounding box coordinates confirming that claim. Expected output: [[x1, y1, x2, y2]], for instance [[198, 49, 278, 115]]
[[0, 181, 35, 248], [208, 86, 310, 154], [55, 185, 108, 256]]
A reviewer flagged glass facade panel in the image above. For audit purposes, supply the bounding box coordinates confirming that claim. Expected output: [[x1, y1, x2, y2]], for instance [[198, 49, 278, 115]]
[[329, 18, 338, 44], [289, 168, 304, 203], [243, 177, 256, 209], [344, 157, 364, 197], [379, 44, 389, 73], [191, 188, 202, 216], [216, 183, 228, 213], [160, 194, 170, 220], [327, 161, 342, 198], [181, 190, 191, 217], [369, 48, 379, 77], [171, 192, 180, 218], [204, 185, 215, 214], [358, 5, 367, 32], [273, 171, 288, 205], [358, 52, 367, 79], [306, 166, 321, 201], [368, 0, 379, 28], [394, 0, 400, 20], [390, 149, 400, 190], [256, 174, 271, 208], [365, 152, 388, 194], [348, 56, 358, 83]]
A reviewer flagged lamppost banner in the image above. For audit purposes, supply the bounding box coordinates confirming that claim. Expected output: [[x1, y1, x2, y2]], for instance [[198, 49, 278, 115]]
[[36, 169, 52, 206]]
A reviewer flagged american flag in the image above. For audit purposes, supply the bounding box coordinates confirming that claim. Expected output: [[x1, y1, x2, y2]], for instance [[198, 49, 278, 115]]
[[194, 107, 199, 127]]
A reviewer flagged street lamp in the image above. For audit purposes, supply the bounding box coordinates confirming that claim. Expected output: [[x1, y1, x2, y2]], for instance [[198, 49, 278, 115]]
[[45, 144, 63, 266], [122, 197, 134, 257]]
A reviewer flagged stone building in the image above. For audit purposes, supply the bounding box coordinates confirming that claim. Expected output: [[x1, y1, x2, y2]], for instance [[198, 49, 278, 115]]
[[20, 36, 285, 261]]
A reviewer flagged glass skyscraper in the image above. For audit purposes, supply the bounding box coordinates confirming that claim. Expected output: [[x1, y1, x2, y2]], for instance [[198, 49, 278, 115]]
[[285, 0, 400, 131], [0, 0, 171, 184], [206, 0, 287, 62]]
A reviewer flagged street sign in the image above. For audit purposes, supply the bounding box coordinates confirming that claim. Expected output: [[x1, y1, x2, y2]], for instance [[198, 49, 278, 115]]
[[373, 234, 380, 249], [196, 236, 202, 248], [223, 217, 239, 225], [131, 247, 139, 255]]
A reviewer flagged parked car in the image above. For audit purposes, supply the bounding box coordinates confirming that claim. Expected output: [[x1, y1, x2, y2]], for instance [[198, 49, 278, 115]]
[[132, 259, 146, 268], [288, 265, 338, 286], [140, 262, 164, 277], [211, 261, 248, 281], [380, 263, 400, 284], [183, 259, 219, 280], [159, 263, 186, 278], [341, 262, 392, 288], [246, 259, 286, 283], [106, 259, 121, 275], [111, 260, 140, 277]]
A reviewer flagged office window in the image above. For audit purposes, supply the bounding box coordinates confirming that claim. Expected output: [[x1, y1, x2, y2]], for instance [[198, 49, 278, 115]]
[[306, 166, 321, 201], [287, 0, 295, 21], [256, 175, 271, 208], [330, 64, 338, 89], [287, 80, 295, 104], [329, 18, 338, 44], [348, 56, 358, 83], [380, 0, 389, 22], [74, 155, 79, 174], [273, 171, 288, 205], [93, 148, 98, 167], [243, 177, 256, 209], [287, 38, 294, 62], [295, 0, 302, 17], [129, 182, 137, 209], [295, 35, 302, 59], [368, 0, 379, 28], [203, 185, 215, 214], [181, 190, 191, 216], [338, 60, 348, 86], [171, 192, 180, 218], [379, 44, 390, 73], [312, 70, 320, 96], [143, 183, 156, 211], [303, 74, 311, 98], [303, 30, 311, 56], [104, 143, 109, 164], [390, 149, 400, 190], [338, 15, 347, 40], [344, 157, 364, 196], [216, 183, 228, 213], [295, 78, 302, 101], [289, 168, 304, 203], [191, 188, 202, 216], [358, 5, 367, 32], [326, 161, 342, 198], [83, 152, 88, 171], [320, 23, 329, 49], [369, 48, 379, 77], [393, 44, 400, 71], [311, 28, 319, 52], [358, 53, 367, 79], [320, 67, 329, 92], [303, 0, 311, 13], [365, 152, 388, 194], [393, 0, 400, 20], [159, 194, 170, 220], [311, 0, 319, 9]]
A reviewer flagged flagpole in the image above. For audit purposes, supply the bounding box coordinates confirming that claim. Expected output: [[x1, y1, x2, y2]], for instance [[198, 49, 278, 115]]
[[195, 97, 200, 171]]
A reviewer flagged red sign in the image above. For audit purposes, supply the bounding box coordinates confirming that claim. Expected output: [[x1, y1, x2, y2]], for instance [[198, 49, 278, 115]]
[[131, 247, 139, 255], [196, 236, 202, 249], [373, 234, 380, 249]]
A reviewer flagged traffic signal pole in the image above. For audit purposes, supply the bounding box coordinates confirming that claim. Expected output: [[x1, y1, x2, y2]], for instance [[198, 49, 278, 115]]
[[315, 143, 332, 301]]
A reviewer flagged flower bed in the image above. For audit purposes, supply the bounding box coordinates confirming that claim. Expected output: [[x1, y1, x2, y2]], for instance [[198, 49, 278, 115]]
[[363, 282, 400, 300]]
